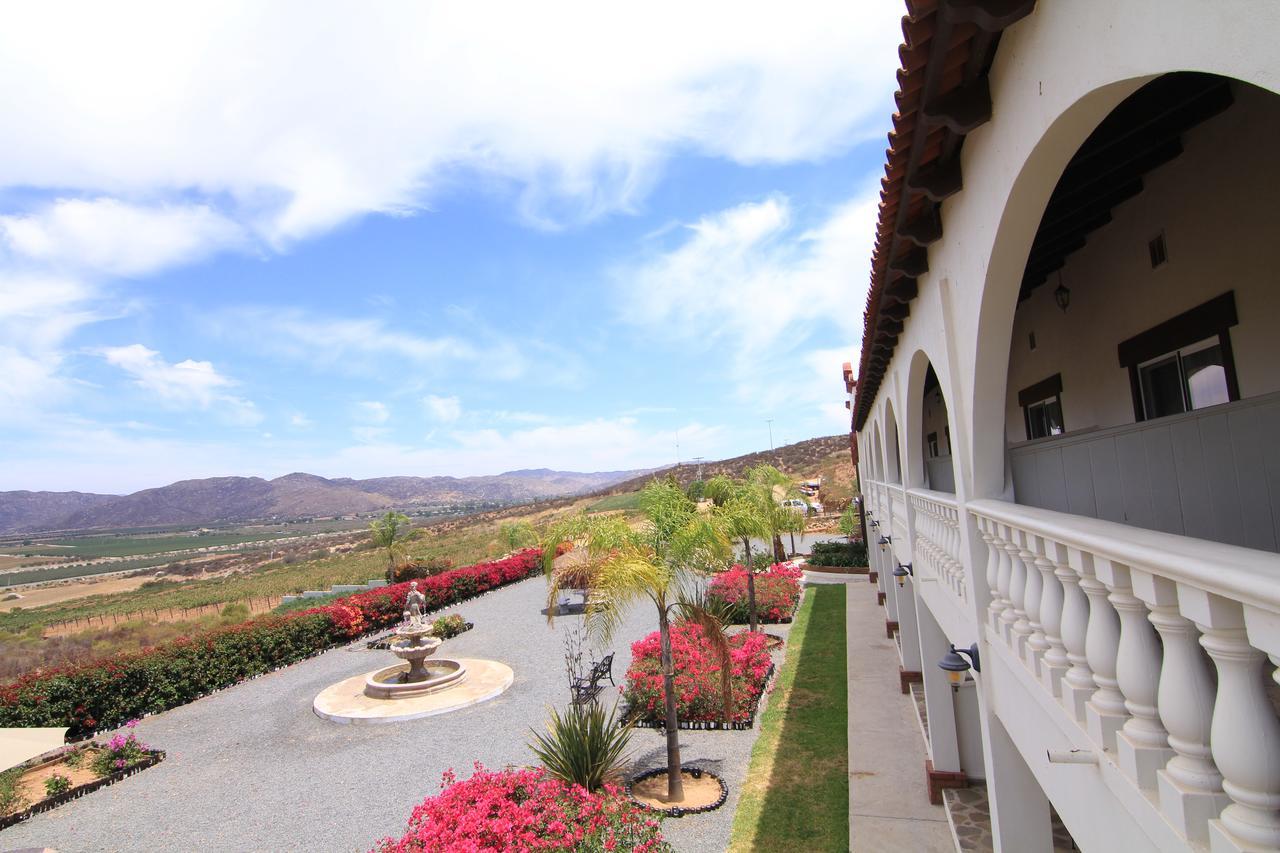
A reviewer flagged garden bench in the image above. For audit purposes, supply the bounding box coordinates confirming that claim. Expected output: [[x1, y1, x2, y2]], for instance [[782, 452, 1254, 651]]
[[570, 653, 615, 706]]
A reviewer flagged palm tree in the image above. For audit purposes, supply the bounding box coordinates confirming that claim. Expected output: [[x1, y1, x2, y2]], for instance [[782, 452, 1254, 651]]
[[542, 479, 734, 803], [748, 464, 806, 561], [369, 510, 411, 581], [714, 487, 772, 633]]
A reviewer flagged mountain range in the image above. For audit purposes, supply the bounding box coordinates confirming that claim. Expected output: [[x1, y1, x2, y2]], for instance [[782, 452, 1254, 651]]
[[0, 468, 648, 534]]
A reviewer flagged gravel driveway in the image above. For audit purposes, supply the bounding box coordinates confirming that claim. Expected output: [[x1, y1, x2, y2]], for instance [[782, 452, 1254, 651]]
[[0, 575, 788, 853]]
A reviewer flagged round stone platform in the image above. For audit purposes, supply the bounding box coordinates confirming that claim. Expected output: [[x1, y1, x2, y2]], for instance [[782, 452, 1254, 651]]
[[313, 658, 513, 725]]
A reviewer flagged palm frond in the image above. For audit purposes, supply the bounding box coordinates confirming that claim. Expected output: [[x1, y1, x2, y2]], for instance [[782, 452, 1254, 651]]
[[673, 597, 736, 722]]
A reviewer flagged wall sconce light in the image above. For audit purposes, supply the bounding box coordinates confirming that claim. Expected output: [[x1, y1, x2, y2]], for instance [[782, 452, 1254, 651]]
[[877, 535, 891, 553], [869, 519, 880, 529], [1054, 271, 1071, 313], [938, 643, 981, 684], [893, 562, 913, 588]]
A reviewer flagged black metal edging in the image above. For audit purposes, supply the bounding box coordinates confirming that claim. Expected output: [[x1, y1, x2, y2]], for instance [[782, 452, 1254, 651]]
[[625, 766, 728, 818], [0, 749, 166, 831]]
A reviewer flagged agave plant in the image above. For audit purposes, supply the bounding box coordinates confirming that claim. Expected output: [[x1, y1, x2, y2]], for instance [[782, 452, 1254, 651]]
[[528, 701, 634, 791]]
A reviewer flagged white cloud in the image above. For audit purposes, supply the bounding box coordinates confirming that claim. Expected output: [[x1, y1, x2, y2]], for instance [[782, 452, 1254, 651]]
[[354, 400, 390, 424], [0, 2, 901, 240], [424, 394, 462, 422], [289, 413, 313, 428], [99, 343, 261, 425], [0, 198, 244, 277]]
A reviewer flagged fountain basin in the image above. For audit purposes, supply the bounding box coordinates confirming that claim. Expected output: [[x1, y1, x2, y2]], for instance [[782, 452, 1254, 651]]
[[363, 658, 468, 699], [313, 658, 513, 724]]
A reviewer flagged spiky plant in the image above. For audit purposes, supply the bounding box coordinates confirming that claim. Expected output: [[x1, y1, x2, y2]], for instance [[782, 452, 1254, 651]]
[[541, 479, 735, 803], [528, 701, 634, 791]]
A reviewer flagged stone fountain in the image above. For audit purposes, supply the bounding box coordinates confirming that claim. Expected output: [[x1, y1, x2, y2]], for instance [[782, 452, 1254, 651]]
[[363, 581, 468, 700]]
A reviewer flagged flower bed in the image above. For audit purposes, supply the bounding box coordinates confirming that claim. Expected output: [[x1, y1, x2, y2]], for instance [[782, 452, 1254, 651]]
[[623, 621, 773, 729], [371, 764, 672, 853], [0, 549, 545, 736], [706, 562, 803, 624], [0, 721, 163, 830]]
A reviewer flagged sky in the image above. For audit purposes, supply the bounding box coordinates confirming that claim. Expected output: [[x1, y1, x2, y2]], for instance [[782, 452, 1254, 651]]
[[0, 1, 902, 494]]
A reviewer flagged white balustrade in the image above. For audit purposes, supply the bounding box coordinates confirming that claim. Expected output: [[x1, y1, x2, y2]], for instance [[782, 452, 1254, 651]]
[[906, 488, 965, 602], [969, 498, 1280, 852]]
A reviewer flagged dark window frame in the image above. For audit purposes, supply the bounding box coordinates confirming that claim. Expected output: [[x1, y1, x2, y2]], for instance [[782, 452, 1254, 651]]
[[1117, 291, 1240, 422], [1018, 373, 1064, 441]]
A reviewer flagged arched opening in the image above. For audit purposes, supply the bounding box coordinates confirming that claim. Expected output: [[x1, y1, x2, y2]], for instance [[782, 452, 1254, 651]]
[[883, 399, 903, 484], [871, 422, 884, 482], [920, 364, 955, 494], [986, 72, 1280, 552]]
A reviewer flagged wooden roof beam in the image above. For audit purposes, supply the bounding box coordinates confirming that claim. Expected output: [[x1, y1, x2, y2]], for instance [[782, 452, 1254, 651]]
[[940, 0, 1037, 31], [923, 77, 992, 134], [898, 206, 943, 246]]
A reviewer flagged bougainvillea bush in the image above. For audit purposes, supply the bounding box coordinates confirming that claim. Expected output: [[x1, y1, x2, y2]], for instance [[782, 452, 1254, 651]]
[[371, 764, 672, 853], [706, 562, 803, 624], [0, 550, 545, 736], [623, 621, 772, 724]]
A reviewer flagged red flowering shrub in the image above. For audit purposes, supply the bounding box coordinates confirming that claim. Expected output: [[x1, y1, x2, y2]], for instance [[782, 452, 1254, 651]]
[[371, 764, 671, 853], [0, 549, 545, 736], [623, 621, 772, 724], [706, 562, 802, 624]]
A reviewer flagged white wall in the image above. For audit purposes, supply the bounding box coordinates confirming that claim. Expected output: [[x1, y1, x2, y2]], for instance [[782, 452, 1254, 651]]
[[1002, 83, 1280, 444]]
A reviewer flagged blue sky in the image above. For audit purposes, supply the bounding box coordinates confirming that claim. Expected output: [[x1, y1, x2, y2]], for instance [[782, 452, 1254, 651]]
[[0, 2, 901, 493]]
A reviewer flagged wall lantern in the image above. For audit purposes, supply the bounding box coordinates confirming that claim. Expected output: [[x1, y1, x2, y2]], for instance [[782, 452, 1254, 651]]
[[938, 643, 981, 684], [892, 562, 913, 588], [1054, 271, 1071, 313], [877, 535, 892, 553], [869, 519, 880, 529]]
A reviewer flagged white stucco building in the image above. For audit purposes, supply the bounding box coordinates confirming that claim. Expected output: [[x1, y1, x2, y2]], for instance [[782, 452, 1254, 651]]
[[849, 1, 1280, 850]]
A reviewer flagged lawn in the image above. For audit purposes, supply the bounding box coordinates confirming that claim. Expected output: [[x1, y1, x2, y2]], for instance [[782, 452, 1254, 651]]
[[728, 584, 848, 852]]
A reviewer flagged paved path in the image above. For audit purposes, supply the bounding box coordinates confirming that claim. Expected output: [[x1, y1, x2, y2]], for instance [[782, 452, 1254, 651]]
[[847, 579, 954, 852], [0, 575, 786, 853]]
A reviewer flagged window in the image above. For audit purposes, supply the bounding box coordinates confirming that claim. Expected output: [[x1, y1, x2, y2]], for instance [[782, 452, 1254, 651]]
[[1117, 292, 1239, 422], [1138, 337, 1231, 419], [927, 432, 939, 457], [1018, 373, 1065, 441]]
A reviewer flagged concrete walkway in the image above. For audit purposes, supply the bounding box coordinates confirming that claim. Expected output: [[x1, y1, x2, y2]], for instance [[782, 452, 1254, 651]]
[[847, 579, 954, 852]]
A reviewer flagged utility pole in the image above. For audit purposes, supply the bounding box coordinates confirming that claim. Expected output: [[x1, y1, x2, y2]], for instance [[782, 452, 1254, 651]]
[[675, 430, 680, 473], [765, 419, 774, 452], [693, 457, 704, 480]]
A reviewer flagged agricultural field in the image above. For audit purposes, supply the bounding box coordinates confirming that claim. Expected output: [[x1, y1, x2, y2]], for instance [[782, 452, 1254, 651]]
[[4, 531, 297, 560], [585, 490, 643, 513]]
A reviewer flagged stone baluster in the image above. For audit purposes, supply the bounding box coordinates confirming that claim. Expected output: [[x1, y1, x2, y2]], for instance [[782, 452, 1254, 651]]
[[1002, 531, 1028, 648], [1035, 538, 1068, 697], [1101, 565, 1171, 790], [995, 525, 1015, 639], [1021, 536, 1047, 675], [1146, 602, 1227, 844], [1200, 628, 1280, 850], [950, 508, 965, 599], [1059, 548, 1095, 722], [978, 519, 1001, 629], [1081, 556, 1128, 750]]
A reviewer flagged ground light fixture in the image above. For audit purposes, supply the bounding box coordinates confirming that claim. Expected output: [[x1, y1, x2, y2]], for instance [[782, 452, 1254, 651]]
[[893, 561, 913, 588], [939, 643, 981, 684]]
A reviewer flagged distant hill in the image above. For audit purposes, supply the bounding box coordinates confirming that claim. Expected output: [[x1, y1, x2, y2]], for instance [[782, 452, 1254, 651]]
[[596, 434, 852, 495], [0, 468, 650, 534]]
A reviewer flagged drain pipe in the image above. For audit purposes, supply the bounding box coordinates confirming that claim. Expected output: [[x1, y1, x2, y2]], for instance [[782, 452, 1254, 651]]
[[1046, 749, 1098, 765]]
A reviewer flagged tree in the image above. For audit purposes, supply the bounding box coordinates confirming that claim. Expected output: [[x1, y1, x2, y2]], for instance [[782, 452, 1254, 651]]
[[747, 464, 807, 561], [714, 487, 772, 633], [542, 479, 734, 803], [369, 511, 411, 581], [498, 520, 538, 553], [778, 502, 806, 557], [838, 504, 860, 546]]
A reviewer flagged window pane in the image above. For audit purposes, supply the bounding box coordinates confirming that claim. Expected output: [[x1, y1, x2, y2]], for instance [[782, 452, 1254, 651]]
[[1182, 343, 1230, 410], [1044, 398, 1064, 435], [1028, 403, 1048, 439], [1140, 357, 1186, 419]]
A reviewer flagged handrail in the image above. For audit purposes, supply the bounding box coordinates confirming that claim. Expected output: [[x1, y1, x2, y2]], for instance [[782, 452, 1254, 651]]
[[969, 498, 1280, 615], [907, 486, 958, 508]]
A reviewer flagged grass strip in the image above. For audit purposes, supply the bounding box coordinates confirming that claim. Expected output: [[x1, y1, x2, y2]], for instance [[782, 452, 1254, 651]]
[[728, 583, 848, 852]]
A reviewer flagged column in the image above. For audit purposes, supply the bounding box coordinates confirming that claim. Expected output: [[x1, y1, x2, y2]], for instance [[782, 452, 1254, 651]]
[[982, 714, 1054, 853]]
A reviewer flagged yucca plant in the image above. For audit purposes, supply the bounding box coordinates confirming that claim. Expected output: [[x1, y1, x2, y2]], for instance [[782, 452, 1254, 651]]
[[529, 701, 634, 791]]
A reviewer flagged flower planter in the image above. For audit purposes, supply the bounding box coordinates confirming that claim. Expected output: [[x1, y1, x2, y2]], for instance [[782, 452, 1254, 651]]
[[0, 746, 165, 830], [627, 767, 729, 817]]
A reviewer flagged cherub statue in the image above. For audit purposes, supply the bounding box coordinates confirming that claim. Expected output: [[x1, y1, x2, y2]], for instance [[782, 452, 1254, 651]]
[[403, 581, 426, 627]]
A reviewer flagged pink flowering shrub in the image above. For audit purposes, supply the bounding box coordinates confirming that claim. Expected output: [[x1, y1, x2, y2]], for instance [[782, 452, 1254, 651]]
[[706, 562, 802, 624], [371, 764, 671, 853], [623, 621, 772, 723], [89, 719, 152, 777]]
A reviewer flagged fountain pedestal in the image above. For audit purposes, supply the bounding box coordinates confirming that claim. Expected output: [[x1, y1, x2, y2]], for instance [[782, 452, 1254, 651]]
[[362, 621, 468, 700]]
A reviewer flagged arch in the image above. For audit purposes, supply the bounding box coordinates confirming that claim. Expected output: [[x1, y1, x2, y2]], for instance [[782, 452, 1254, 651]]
[[883, 397, 903, 484], [904, 348, 957, 493], [871, 420, 884, 482], [957, 0, 1280, 499]]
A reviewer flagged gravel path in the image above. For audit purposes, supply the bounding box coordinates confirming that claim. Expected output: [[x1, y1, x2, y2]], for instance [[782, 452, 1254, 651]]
[[0, 575, 789, 853]]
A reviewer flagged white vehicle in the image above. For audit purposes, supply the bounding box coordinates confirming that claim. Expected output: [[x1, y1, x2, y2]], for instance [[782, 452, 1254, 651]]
[[781, 498, 823, 515]]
